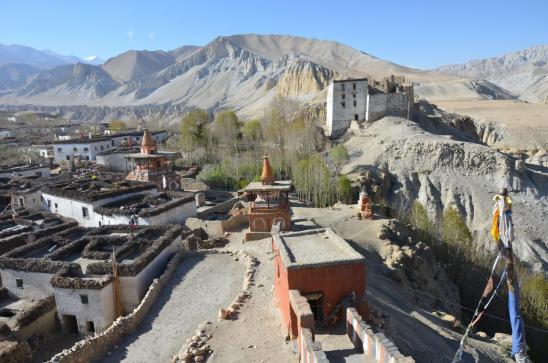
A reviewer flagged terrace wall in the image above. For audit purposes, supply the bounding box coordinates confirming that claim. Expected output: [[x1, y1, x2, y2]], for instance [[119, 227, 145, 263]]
[[288, 289, 328, 363], [346, 307, 414, 363]]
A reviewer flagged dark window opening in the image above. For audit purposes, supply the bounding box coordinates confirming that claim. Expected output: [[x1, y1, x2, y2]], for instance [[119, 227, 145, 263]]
[[353, 83, 356, 90], [353, 100, 357, 107], [16, 278, 23, 288], [87, 321, 95, 333], [0, 309, 16, 317], [354, 114, 359, 121], [341, 101, 345, 108], [66, 155, 70, 161], [341, 84, 345, 91], [80, 294, 89, 304], [341, 93, 345, 100], [82, 207, 89, 218]]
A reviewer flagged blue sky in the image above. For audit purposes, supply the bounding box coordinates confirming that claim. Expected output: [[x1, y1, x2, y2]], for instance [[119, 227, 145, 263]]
[[1, 0, 546, 68]]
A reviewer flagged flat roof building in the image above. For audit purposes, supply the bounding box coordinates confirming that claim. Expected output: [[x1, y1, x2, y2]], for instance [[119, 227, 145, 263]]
[[0, 222, 183, 335], [272, 228, 366, 340]]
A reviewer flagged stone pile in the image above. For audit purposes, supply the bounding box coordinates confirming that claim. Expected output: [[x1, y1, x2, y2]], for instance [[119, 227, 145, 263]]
[[172, 323, 212, 363]]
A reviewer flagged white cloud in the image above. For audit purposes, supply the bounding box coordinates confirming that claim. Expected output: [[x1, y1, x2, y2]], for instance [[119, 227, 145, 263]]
[[125, 30, 135, 40], [148, 32, 155, 39]]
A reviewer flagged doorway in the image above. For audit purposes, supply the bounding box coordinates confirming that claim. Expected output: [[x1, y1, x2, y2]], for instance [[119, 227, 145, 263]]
[[87, 321, 95, 333], [62, 314, 78, 334], [305, 292, 324, 321]]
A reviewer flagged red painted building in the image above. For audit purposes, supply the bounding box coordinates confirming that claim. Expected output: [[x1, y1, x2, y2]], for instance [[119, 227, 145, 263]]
[[272, 228, 367, 339]]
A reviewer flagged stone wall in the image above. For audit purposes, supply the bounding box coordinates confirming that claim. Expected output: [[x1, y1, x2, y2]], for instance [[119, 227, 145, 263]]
[[196, 197, 240, 219], [346, 307, 414, 363], [47, 251, 184, 363], [288, 289, 328, 363]]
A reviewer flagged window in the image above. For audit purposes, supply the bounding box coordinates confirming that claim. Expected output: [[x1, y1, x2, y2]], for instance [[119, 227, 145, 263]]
[[95, 146, 97, 150], [47, 200, 52, 208], [82, 207, 89, 218], [57, 147, 62, 152], [100, 146, 104, 150], [16, 278, 23, 288], [54, 203, 58, 209], [353, 83, 356, 90], [84, 147, 89, 152], [354, 114, 359, 121], [18, 197, 24, 207], [341, 93, 345, 100], [341, 101, 345, 108], [66, 155, 70, 160], [80, 295, 89, 304], [353, 100, 357, 107], [341, 84, 345, 91], [353, 93, 356, 98], [73, 147, 78, 152], [111, 140, 114, 146], [85, 156, 90, 161]]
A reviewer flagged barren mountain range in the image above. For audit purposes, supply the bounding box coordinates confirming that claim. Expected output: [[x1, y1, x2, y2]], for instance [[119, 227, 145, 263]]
[[436, 45, 548, 103], [0, 34, 536, 122]]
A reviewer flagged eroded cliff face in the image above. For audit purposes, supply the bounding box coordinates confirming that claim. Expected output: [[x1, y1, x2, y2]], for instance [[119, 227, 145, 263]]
[[342, 116, 548, 272], [275, 53, 335, 96]]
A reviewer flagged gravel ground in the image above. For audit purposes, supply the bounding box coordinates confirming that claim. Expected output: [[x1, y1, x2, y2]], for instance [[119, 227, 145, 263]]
[[206, 233, 296, 363], [99, 253, 244, 363]]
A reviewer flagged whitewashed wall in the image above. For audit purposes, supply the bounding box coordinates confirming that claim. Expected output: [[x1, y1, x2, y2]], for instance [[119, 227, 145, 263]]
[[96, 153, 130, 172], [0, 269, 55, 300], [119, 236, 181, 312], [42, 188, 157, 227], [52, 140, 112, 163], [54, 284, 115, 334]]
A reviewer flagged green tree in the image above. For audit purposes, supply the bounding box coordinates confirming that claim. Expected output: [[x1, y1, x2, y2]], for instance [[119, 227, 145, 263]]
[[336, 175, 353, 203], [211, 110, 241, 146], [242, 119, 263, 142], [329, 144, 349, 172], [179, 109, 210, 150], [109, 120, 128, 131], [412, 201, 435, 244]]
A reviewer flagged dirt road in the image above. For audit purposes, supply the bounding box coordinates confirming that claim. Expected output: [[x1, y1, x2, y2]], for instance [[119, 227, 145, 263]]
[[99, 253, 244, 363]]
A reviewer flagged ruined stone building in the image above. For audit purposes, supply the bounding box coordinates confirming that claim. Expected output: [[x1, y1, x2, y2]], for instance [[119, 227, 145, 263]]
[[125, 129, 180, 191], [325, 75, 414, 138], [0, 210, 183, 336], [241, 156, 292, 240]]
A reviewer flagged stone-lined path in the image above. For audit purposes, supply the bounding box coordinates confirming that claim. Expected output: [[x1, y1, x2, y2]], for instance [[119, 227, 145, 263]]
[[99, 253, 244, 363]]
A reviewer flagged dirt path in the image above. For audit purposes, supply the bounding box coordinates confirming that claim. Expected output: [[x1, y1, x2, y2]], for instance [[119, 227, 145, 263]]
[[206, 233, 296, 362], [99, 254, 244, 363]]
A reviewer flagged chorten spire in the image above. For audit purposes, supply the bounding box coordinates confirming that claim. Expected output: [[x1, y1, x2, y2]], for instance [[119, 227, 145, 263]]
[[261, 155, 274, 185], [140, 129, 157, 155]]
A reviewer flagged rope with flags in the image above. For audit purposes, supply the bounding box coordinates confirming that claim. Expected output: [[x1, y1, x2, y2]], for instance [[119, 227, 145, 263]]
[[451, 254, 507, 362], [452, 189, 529, 363]]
